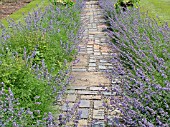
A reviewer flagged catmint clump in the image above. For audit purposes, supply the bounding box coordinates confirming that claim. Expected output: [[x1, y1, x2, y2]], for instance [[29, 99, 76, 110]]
[[0, 0, 85, 126], [99, 0, 170, 126]]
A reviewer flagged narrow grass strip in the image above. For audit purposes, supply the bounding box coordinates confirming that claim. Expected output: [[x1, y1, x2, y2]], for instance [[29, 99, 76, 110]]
[[1, 0, 50, 27], [139, 0, 170, 26]]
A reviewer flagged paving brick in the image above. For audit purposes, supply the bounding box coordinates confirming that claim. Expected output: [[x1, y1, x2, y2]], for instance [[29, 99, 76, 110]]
[[71, 72, 110, 86], [94, 101, 103, 109], [89, 59, 96, 63], [94, 52, 101, 56], [95, 40, 100, 44], [72, 66, 86, 70], [88, 41, 94, 45], [90, 87, 107, 91], [87, 48, 93, 51], [99, 59, 107, 63], [99, 65, 107, 70], [100, 46, 110, 53], [78, 120, 88, 127], [89, 63, 96, 67], [93, 109, 104, 119], [94, 49, 100, 52], [87, 45, 93, 48], [102, 52, 109, 55], [79, 51, 86, 54], [98, 24, 107, 29], [89, 35, 94, 38], [89, 29, 98, 32], [81, 95, 102, 100], [78, 91, 98, 95], [89, 31, 103, 35], [78, 109, 89, 119], [72, 68, 87, 72], [88, 67, 96, 71], [87, 51, 93, 54], [102, 92, 116, 96], [79, 100, 90, 108], [100, 63, 112, 66], [93, 122, 105, 127], [70, 86, 87, 90], [95, 56, 103, 59], [65, 90, 76, 94], [62, 103, 75, 111], [75, 55, 88, 66], [66, 94, 77, 102]]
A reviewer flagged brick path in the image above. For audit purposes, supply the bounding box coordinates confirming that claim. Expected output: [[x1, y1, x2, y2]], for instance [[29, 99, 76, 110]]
[[56, 0, 121, 126]]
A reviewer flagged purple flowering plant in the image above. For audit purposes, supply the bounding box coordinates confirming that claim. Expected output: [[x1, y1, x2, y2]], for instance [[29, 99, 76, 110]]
[[0, 0, 84, 126], [99, 0, 170, 126]]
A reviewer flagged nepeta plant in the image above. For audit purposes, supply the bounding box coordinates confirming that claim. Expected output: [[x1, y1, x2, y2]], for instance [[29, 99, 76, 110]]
[[0, 0, 85, 126], [99, 0, 170, 126]]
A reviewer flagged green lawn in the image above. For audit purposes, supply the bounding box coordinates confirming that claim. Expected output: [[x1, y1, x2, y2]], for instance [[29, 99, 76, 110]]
[[139, 0, 170, 25], [1, 0, 50, 27]]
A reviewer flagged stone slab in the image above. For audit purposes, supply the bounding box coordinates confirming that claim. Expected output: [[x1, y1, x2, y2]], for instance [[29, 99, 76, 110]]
[[78, 91, 98, 95], [70, 86, 87, 90], [87, 45, 93, 48], [87, 51, 94, 54], [94, 52, 101, 56], [66, 94, 77, 102], [89, 63, 97, 67], [89, 59, 96, 63], [99, 65, 107, 70], [79, 100, 90, 108], [78, 120, 88, 127], [71, 72, 110, 86], [72, 68, 87, 72], [92, 122, 105, 127], [102, 92, 117, 96], [88, 41, 94, 45], [78, 109, 89, 119], [62, 103, 75, 111], [94, 101, 104, 109], [88, 67, 96, 71], [81, 95, 102, 100], [100, 46, 110, 53], [99, 60, 107, 63], [94, 44, 100, 50], [87, 48, 93, 51], [99, 63, 112, 66], [72, 66, 86, 69], [89, 87, 107, 91], [93, 109, 104, 119], [65, 90, 76, 94]]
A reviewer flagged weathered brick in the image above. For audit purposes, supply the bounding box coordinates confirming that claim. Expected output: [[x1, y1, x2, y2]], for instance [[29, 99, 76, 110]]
[[79, 100, 90, 108], [94, 101, 104, 109], [93, 109, 104, 119], [78, 109, 89, 119], [78, 120, 88, 127], [66, 94, 77, 102], [81, 95, 102, 100]]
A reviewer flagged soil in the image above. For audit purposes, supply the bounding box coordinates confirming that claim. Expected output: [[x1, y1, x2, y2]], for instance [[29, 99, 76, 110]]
[[0, 0, 32, 19]]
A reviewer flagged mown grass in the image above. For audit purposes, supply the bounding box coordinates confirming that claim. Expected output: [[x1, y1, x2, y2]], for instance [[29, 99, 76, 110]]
[[1, 0, 50, 27], [139, 0, 170, 26]]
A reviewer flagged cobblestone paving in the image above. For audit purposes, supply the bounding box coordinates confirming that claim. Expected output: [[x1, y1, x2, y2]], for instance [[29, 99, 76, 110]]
[[56, 0, 121, 126]]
